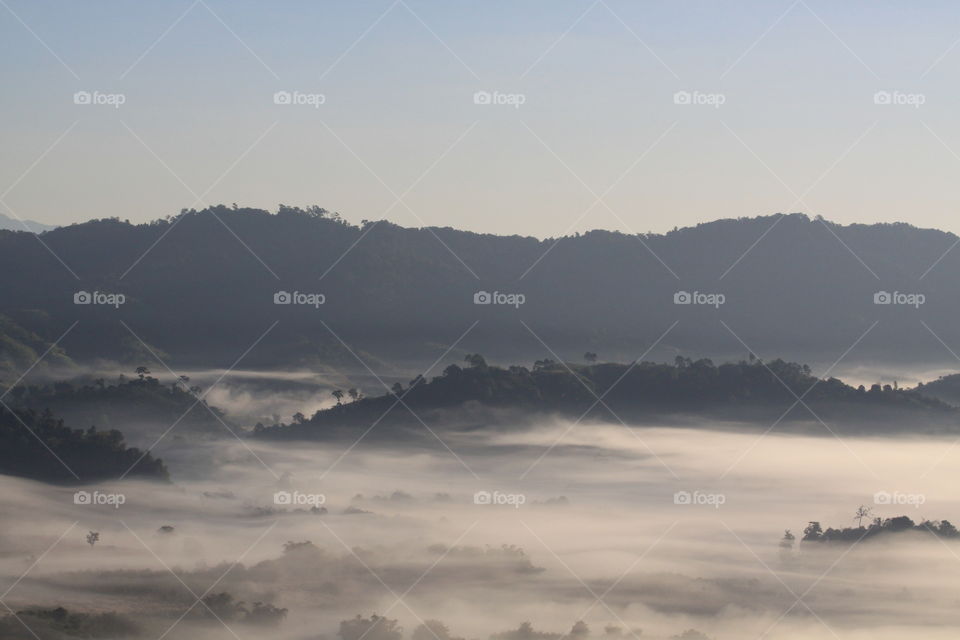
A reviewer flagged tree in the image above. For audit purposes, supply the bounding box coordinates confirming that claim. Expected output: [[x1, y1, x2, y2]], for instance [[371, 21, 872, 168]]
[[583, 352, 598, 363], [292, 412, 306, 425], [135, 366, 150, 380], [347, 388, 359, 402], [332, 389, 344, 405], [802, 522, 822, 542], [464, 353, 486, 369], [177, 375, 190, 389], [86, 531, 99, 547], [339, 614, 402, 640], [533, 359, 555, 371], [391, 382, 403, 396], [413, 620, 463, 640], [779, 529, 795, 549], [854, 505, 872, 527]]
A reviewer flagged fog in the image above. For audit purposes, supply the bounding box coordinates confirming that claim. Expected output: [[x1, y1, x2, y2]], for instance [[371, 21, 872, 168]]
[[3, 417, 960, 640]]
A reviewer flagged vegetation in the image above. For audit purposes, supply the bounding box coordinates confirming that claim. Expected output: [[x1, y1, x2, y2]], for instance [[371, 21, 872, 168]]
[[915, 374, 960, 407], [196, 592, 288, 626], [800, 512, 959, 544], [0, 607, 139, 639], [0, 313, 74, 383], [5, 369, 227, 436], [256, 355, 957, 438], [0, 405, 168, 483], [3, 206, 960, 369]]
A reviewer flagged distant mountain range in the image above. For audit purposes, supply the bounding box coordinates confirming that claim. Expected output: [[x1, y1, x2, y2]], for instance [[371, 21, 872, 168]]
[[0, 212, 55, 233], [2, 206, 959, 380]]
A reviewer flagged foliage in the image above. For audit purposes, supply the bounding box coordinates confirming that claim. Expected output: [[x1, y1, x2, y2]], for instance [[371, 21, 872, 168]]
[[801, 515, 959, 543], [0, 607, 138, 639], [258, 356, 957, 437], [5, 371, 227, 435], [0, 405, 168, 483]]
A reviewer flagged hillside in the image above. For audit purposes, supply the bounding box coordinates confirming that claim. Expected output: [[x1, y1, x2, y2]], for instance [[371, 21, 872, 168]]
[[915, 374, 960, 406], [0, 406, 168, 484], [2, 206, 959, 374], [5, 372, 230, 443], [255, 356, 958, 439]]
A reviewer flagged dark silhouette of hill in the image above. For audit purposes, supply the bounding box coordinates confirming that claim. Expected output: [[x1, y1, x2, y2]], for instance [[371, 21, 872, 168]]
[[255, 355, 958, 440], [2, 206, 959, 375], [914, 374, 960, 406], [5, 370, 230, 441], [800, 516, 959, 544], [0, 406, 168, 483]]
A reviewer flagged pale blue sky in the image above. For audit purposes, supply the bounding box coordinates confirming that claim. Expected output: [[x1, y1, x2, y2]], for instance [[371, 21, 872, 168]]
[[3, 0, 960, 236]]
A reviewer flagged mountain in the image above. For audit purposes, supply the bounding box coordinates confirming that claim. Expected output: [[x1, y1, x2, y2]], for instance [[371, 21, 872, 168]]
[[1, 206, 959, 378], [0, 212, 56, 233]]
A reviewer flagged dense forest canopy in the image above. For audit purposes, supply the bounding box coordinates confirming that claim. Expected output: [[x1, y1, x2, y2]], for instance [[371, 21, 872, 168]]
[[2, 206, 960, 378], [257, 355, 957, 438], [0, 405, 168, 483]]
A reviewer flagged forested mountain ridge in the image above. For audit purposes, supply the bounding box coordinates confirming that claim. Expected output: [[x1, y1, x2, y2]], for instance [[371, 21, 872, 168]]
[[2, 206, 959, 376], [255, 356, 958, 439]]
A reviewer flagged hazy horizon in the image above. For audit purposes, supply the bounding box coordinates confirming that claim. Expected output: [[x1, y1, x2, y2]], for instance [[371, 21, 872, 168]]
[[7, 4, 960, 639], [6, 1, 960, 237]]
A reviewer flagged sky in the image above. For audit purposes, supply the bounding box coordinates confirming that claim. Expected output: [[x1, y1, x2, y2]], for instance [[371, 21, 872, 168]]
[[2, 0, 960, 237]]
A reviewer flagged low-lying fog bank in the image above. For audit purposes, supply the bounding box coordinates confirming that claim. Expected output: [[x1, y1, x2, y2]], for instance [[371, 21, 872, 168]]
[[1, 423, 959, 639]]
